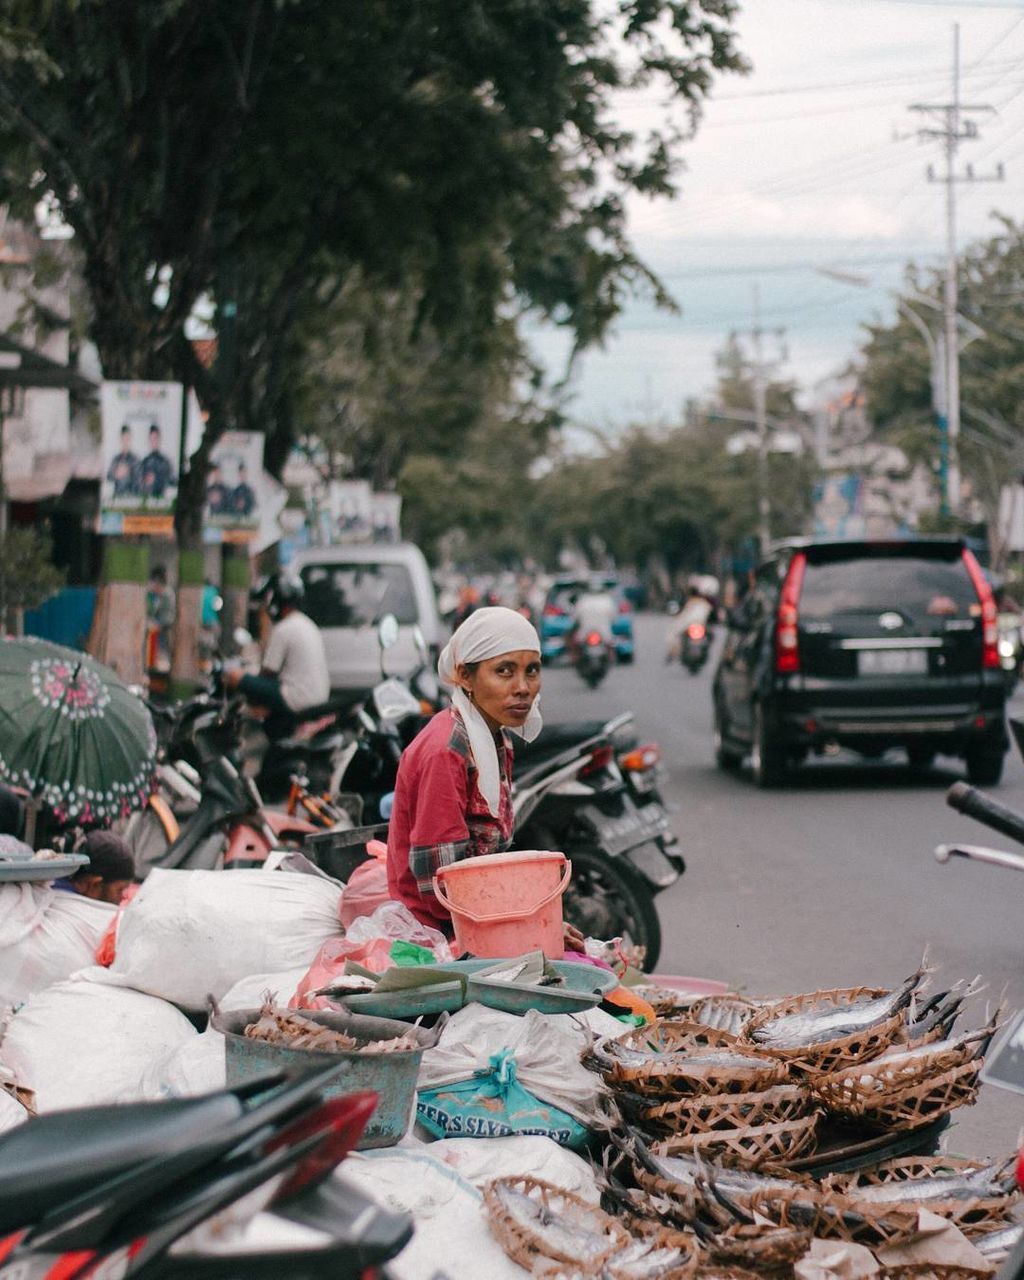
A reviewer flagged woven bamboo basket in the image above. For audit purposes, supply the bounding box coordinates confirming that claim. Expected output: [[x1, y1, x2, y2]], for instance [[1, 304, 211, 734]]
[[483, 1176, 630, 1272], [620, 1020, 743, 1053], [688, 995, 761, 1037], [607, 1225, 701, 1280], [694, 1268, 765, 1280], [880, 1268, 996, 1280], [814, 1039, 984, 1110], [744, 1184, 922, 1248], [830, 1157, 1018, 1237], [653, 1111, 821, 1170], [742, 986, 908, 1076], [816, 1058, 982, 1130], [705, 1221, 813, 1272], [608, 1044, 790, 1098], [639, 1083, 815, 1136]]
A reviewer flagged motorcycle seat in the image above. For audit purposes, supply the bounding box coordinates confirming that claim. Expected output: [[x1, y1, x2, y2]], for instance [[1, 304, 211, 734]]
[[0, 1092, 243, 1233], [513, 721, 612, 767]]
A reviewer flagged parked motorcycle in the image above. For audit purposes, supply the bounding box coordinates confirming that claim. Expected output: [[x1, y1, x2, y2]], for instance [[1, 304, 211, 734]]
[[575, 630, 612, 689], [934, 717, 1024, 875], [0, 1066, 411, 1279], [680, 621, 711, 674], [512, 713, 683, 970], [127, 699, 320, 875]]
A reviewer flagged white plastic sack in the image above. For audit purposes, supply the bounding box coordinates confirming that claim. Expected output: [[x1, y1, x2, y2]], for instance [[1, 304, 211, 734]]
[[140, 1029, 227, 1099], [0, 1090, 29, 1133], [420, 1135, 599, 1203], [417, 1006, 605, 1126], [219, 968, 311, 1012], [0, 883, 115, 1010], [342, 1150, 526, 1280], [111, 867, 343, 1011], [0, 967, 197, 1112]]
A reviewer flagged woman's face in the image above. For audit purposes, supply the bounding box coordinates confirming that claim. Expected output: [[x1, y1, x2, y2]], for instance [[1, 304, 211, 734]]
[[457, 650, 541, 732]]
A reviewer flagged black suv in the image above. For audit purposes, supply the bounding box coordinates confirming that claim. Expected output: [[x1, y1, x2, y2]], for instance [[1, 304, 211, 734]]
[[712, 538, 1008, 786]]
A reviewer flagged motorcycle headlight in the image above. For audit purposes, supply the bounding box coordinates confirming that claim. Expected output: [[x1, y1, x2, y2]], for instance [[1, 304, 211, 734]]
[[999, 638, 1015, 658]]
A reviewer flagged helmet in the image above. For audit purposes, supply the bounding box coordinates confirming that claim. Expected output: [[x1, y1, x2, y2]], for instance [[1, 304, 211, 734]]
[[255, 572, 305, 620]]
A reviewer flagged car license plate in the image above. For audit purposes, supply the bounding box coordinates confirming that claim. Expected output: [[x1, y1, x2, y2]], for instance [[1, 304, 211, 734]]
[[582, 801, 669, 856], [857, 648, 929, 676]]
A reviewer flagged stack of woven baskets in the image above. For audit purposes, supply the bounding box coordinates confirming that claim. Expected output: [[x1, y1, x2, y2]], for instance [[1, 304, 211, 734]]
[[595, 981, 995, 1173], [603, 1019, 823, 1170]]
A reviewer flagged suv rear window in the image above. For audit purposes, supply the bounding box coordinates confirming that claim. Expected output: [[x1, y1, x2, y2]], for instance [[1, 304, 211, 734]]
[[799, 552, 978, 625], [300, 563, 418, 627]]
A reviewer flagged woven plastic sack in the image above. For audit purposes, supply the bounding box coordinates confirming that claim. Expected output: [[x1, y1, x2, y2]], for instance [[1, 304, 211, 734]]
[[111, 867, 343, 1011], [1, 968, 197, 1112], [417, 1050, 590, 1149], [0, 882, 115, 1010]]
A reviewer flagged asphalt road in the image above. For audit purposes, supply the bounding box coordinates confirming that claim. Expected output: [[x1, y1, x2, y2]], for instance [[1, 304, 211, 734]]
[[539, 611, 1024, 1159]]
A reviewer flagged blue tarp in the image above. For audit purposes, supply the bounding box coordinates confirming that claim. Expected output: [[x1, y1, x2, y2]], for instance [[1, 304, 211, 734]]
[[24, 587, 98, 651]]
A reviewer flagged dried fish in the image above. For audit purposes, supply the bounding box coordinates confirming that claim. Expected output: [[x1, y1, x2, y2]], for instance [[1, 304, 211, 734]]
[[627, 1131, 795, 1198], [488, 1181, 622, 1265], [603, 1239, 687, 1279], [975, 1221, 1024, 1261], [243, 1001, 418, 1053], [749, 967, 926, 1049], [868, 1023, 996, 1073], [846, 1158, 1017, 1206]]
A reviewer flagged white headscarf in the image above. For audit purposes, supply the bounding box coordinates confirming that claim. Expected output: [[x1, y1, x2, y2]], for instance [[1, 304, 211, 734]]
[[437, 606, 543, 818]]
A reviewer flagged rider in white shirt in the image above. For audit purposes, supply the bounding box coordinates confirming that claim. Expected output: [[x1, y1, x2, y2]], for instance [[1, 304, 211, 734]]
[[571, 577, 617, 654]]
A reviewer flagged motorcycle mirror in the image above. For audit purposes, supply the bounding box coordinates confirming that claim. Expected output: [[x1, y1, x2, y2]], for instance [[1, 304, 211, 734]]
[[412, 625, 427, 660], [378, 614, 400, 650], [234, 627, 253, 648]]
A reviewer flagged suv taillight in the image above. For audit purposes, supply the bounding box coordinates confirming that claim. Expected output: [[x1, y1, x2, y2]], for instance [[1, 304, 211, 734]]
[[962, 549, 1000, 669], [775, 551, 807, 674]]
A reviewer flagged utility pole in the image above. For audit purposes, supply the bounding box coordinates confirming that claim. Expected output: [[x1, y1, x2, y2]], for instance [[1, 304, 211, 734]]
[[910, 23, 1003, 516], [738, 283, 787, 552]]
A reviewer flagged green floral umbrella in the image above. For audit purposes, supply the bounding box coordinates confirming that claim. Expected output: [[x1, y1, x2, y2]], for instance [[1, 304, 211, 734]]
[[0, 636, 157, 827]]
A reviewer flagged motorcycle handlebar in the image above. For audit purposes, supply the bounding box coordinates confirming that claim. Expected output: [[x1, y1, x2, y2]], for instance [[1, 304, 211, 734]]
[[945, 780, 1024, 848]]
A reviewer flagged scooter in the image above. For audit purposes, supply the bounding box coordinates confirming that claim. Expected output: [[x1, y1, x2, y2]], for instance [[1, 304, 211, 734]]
[[127, 700, 320, 875], [680, 621, 711, 674], [574, 630, 612, 689], [512, 713, 684, 970], [0, 1066, 412, 1279]]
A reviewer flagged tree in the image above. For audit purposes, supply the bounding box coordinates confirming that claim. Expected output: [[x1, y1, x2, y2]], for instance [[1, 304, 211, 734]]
[[857, 216, 1024, 557]]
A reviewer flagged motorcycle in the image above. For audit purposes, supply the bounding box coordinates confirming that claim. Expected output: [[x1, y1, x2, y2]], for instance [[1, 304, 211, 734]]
[[512, 713, 683, 970], [934, 716, 1024, 875], [127, 699, 320, 875], [0, 1066, 412, 1279], [575, 630, 612, 689], [680, 621, 711, 674]]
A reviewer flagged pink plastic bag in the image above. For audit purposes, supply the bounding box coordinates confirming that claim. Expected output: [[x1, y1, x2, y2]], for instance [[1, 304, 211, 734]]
[[290, 935, 395, 1009], [339, 840, 391, 928], [291, 899, 454, 1010]]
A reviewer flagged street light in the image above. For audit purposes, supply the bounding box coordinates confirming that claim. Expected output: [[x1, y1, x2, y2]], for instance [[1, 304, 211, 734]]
[[813, 269, 981, 517]]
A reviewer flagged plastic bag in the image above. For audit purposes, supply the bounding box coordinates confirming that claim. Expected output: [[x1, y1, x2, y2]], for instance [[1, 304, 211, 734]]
[[345, 902, 454, 958], [1, 967, 198, 1112], [292, 902, 454, 1010], [339, 840, 391, 927], [0, 882, 116, 1010], [417, 1049, 590, 1149], [95, 882, 140, 967], [111, 867, 343, 1011], [416, 1006, 604, 1148]]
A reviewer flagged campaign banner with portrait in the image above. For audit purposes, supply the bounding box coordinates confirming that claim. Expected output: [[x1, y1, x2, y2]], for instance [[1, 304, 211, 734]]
[[99, 381, 184, 535], [203, 431, 264, 543]]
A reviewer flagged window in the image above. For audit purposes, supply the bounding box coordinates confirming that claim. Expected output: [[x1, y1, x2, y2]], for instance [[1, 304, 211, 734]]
[[799, 554, 976, 625], [300, 562, 418, 627]]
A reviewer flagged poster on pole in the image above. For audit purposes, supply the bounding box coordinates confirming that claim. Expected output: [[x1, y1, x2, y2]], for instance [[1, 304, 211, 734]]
[[328, 479, 373, 542], [99, 381, 183, 535], [203, 431, 265, 543], [369, 492, 402, 543]]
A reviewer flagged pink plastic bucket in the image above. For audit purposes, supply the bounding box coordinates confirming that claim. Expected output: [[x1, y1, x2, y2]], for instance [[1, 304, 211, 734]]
[[433, 850, 571, 959]]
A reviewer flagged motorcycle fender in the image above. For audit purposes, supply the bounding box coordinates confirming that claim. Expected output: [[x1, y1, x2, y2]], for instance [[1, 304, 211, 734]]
[[623, 839, 681, 890]]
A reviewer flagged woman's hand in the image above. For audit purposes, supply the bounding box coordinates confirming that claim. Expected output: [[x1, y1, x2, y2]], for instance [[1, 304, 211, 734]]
[[563, 921, 586, 953]]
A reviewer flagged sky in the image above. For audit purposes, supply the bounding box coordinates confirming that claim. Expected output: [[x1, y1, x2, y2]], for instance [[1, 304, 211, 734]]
[[527, 0, 1024, 430]]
